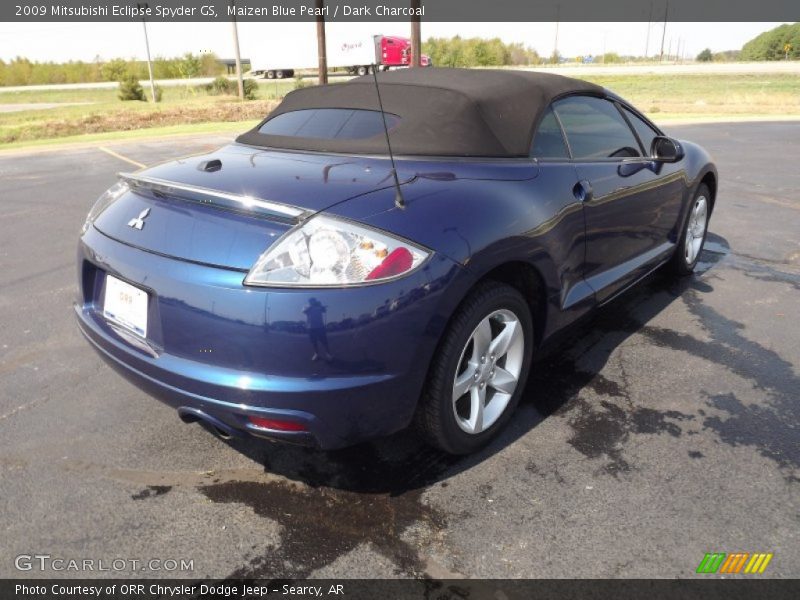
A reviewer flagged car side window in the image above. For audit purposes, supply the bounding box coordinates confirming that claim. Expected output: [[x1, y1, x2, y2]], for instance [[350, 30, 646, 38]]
[[553, 96, 641, 159], [621, 106, 660, 156], [531, 107, 570, 159]]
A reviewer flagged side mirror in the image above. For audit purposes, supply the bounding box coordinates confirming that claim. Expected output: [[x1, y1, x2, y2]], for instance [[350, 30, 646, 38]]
[[651, 136, 685, 163]]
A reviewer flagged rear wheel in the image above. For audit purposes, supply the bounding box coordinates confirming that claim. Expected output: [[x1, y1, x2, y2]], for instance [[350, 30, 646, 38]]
[[275, 70, 286, 79], [415, 282, 533, 454], [265, 70, 276, 80], [356, 65, 369, 76], [670, 184, 710, 275]]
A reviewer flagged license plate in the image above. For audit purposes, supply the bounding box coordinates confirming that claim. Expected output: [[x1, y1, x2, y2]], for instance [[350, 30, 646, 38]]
[[103, 275, 148, 337]]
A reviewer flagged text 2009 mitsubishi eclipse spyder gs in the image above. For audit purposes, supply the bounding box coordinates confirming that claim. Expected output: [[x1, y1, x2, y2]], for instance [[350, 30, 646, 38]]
[[76, 68, 717, 454]]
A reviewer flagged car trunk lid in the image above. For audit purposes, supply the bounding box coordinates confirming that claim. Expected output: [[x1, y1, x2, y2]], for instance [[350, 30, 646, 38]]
[[91, 144, 402, 271]]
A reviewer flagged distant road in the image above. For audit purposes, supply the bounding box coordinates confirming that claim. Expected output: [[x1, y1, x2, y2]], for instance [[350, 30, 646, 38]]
[[520, 61, 800, 76], [0, 73, 349, 93], [1, 62, 797, 93]]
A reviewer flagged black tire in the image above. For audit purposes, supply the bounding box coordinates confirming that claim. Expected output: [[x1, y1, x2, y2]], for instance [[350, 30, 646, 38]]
[[356, 66, 368, 76], [669, 183, 711, 275], [415, 281, 534, 454], [266, 70, 275, 80], [275, 70, 285, 79]]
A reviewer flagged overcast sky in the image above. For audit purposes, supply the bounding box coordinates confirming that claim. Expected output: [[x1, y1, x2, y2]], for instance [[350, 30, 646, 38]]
[[0, 21, 787, 63]]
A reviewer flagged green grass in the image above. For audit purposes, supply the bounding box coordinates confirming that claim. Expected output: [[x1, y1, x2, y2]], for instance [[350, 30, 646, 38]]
[[1, 73, 798, 150], [580, 73, 800, 116], [0, 80, 297, 104], [0, 80, 305, 146]]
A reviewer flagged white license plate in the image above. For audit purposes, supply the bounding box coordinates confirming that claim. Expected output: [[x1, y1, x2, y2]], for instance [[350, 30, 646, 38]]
[[103, 275, 149, 337]]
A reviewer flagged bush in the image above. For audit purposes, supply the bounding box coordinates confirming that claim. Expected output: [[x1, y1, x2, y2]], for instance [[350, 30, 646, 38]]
[[118, 73, 145, 101], [204, 76, 258, 100], [206, 75, 235, 95], [243, 78, 258, 100], [293, 75, 309, 90]]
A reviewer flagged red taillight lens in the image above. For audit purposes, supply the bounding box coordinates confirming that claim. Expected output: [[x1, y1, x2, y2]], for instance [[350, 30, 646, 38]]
[[248, 416, 307, 432], [366, 247, 413, 281]]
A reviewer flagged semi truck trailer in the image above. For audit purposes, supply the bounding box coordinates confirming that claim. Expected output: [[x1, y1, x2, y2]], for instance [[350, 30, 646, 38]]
[[251, 34, 431, 79]]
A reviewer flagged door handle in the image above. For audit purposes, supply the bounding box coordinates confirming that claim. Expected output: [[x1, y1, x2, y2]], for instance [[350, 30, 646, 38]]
[[573, 179, 593, 203]]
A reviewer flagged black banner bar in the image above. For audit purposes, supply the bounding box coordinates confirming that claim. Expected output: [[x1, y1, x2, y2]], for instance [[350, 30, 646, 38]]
[[3, 579, 800, 600], [3, 0, 800, 23]]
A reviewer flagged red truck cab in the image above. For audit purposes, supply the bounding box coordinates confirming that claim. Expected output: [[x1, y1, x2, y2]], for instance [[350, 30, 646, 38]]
[[378, 35, 432, 69]]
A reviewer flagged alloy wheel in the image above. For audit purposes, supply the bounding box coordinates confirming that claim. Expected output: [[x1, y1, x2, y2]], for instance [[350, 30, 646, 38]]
[[451, 309, 525, 434], [685, 195, 708, 264]]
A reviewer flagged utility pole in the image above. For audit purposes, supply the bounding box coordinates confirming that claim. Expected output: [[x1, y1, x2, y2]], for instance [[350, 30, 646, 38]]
[[230, 0, 244, 99], [553, 4, 560, 63], [410, 0, 421, 67], [644, 0, 653, 59], [316, 0, 327, 83], [137, 3, 157, 102], [601, 31, 606, 64], [659, 0, 669, 63]]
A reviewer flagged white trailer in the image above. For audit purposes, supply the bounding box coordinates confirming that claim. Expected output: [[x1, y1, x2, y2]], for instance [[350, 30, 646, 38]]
[[250, 33, 412, 79]]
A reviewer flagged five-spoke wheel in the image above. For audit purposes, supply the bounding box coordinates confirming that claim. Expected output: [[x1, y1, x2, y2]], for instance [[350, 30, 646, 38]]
[[452, 309, 525, 435], [416, 282, 533, 454]]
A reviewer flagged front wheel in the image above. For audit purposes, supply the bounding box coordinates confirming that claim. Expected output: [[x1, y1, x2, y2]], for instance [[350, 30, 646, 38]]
[[415, 282, 533, 454], [670, 183, 711, 275]]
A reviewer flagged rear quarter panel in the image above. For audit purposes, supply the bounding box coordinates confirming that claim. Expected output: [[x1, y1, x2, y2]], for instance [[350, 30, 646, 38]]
[[328, 159, 589, 342]]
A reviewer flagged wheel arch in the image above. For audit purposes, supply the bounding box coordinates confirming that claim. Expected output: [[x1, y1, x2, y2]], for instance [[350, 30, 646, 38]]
[[699, 169, 717, 214], [479, 261, 547, 350]]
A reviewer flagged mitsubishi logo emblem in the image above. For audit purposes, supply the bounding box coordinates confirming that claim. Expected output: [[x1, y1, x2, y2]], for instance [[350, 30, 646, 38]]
[[127, 208, 150, 230]]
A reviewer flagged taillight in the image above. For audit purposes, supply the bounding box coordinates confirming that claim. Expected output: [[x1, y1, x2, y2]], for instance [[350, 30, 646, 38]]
[[244, 215, 430, 287]]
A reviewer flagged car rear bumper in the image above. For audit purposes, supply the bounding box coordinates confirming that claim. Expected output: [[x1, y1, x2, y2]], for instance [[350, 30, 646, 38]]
[[76, 226, 467, 449]]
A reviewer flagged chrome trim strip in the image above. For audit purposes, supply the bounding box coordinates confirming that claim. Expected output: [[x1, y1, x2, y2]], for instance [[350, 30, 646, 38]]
[[118, 172, 310, 222]]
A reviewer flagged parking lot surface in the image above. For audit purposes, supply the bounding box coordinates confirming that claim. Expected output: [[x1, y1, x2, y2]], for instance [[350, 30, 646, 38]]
[[1, 122, 798, 579]]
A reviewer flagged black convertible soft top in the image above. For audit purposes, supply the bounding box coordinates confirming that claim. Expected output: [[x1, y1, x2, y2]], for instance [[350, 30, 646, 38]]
[[236, 68, 604, 157]]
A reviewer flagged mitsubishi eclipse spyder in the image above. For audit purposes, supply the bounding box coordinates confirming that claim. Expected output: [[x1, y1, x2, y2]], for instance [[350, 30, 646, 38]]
[[76, 68, 717, 454]]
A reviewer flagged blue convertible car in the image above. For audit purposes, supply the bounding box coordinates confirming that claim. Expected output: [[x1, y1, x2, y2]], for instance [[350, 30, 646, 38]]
[[76, 69, 716, 454]]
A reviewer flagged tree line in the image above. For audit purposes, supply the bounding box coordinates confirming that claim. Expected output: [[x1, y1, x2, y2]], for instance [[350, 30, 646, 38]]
[[0, 53, 224, 87], [2, 23, 796, 87], [423, 37, 542, 67]]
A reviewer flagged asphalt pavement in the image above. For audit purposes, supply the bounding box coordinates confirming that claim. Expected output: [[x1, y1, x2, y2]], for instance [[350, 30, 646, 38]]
[[0, 122, 798, 579]]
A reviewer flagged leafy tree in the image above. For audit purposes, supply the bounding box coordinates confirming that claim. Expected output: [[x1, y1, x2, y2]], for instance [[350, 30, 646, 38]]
[[507, 42, 540, 65], [601, 52, 622, 63], [696, 48, 713, 62], [712, 50, 741, 62], [741, 23, 800, 60], [200, 53, 224, 76], [178, 52, 202, 79], [422, 36, 537, 68], [101, 58, 129, 82]]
